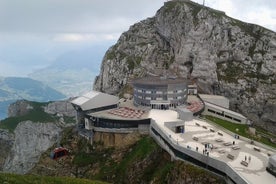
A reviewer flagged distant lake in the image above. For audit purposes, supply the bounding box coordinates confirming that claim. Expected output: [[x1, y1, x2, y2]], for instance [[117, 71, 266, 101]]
[[0, 100, 14, 120]]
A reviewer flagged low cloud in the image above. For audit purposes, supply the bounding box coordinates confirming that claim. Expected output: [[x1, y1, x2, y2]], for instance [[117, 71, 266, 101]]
[[53, 33, 120, 42]]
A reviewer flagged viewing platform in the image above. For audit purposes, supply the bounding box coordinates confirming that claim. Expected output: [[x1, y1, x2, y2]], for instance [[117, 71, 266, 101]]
[[149, 110, 276, 184]]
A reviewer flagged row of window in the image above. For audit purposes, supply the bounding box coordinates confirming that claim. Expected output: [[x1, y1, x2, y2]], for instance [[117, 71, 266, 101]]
[[207, 109, 242, 123], [136, 89, 187, 94], [135, 95, 186, 100]]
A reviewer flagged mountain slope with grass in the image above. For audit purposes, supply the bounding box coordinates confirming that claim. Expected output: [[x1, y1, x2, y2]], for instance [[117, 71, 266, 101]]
[[30, 128, 225, 184], [0, 173, 106, 184]]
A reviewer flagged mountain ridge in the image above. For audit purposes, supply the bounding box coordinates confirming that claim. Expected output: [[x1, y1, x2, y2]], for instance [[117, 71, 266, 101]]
[[94, 0, 276, 133]]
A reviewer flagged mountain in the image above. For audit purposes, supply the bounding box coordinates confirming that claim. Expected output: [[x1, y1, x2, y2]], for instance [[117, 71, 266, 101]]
[[94, 0, 276, 133], [29, 44, 110, 97], [0, 77, 66, 119]]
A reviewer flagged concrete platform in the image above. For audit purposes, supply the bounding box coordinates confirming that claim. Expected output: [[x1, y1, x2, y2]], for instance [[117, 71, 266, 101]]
[[148, 109, 276, 184]]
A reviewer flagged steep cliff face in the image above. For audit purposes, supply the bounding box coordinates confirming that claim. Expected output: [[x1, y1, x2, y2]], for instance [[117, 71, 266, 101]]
[[3, 121, 61, 174], [0, 130, 14, 170], [0, 100, 76, 174], [94, 0, 276, 132], [8, 100, 33, 117], [43, 100, 75, 117]]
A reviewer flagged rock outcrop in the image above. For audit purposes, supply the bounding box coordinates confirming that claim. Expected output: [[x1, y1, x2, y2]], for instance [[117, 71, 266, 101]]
[[3, 121, 61, 174], [8, 100, 33, 117], [43, 100, 75, 117], [94, 0, 276, 133]]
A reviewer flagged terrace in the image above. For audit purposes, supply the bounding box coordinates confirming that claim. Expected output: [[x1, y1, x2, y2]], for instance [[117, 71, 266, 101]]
[[149, 110, 276, 184]]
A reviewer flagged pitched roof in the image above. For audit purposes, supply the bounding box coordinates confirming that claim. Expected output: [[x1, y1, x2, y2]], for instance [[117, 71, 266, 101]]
[[71, 91, 119, 111]]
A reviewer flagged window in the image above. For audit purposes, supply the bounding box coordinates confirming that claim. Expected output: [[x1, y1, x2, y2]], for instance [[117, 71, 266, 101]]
[[151, 91, 156, 94], [207, 109, 216, 113], [233, 118, 241, 122], [225, 115, 233, 119]]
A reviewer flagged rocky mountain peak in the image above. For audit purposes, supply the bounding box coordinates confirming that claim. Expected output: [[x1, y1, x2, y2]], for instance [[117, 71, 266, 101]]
[[93, 0, 276, 133]]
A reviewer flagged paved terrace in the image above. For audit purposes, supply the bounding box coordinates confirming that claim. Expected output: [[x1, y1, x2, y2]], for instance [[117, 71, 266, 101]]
[[89, 99, 149, 120], [148, 110, 276, 184]]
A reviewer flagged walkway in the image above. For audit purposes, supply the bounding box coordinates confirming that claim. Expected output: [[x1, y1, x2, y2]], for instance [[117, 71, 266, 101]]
[[148, 110, 276, 184]]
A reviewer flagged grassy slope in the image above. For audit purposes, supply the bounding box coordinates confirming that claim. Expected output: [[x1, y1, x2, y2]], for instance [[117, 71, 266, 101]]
[[31, 128, 224, 184], [0, 173, 106, 184], [205, 115, 276, 149]]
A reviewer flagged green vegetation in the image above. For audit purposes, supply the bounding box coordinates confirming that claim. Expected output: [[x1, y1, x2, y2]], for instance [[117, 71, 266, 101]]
[[105, 50, 116, 60], [63, 116, 75, 124], [205, 115, 276, 148], [205, 116, 248, 137], [118, 84, 134, 99], [163, 1, 178, 13], [72, 139, 113, 167], [126, 56, 142, 71], [0, 173, 106, 184], [217, 62, 243, 83], [0, 101, 58, 132], [186, 1, 202, 18], [32, 129, 224, 184], [93, 137, 158, 182]]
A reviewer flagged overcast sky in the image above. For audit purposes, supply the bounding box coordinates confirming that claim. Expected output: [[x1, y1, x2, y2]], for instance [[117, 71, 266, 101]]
[[0, 0, 275, 76]]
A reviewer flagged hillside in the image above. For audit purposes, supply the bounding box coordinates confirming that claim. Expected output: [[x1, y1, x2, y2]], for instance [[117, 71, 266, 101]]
[[30, 128, 225, 184], [0, 100, 75, 174], [0, 77, 66, 119], [94, 0, 276, 133], [0, 173, 106, 184]]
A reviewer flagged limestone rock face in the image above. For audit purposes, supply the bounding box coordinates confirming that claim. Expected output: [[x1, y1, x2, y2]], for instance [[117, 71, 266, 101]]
[[43, 100, 75, 117], [94, 0, 276, 133], [3, 121, 61, 174], [8, 100, 33, 117], [0, 129, 14, 170]]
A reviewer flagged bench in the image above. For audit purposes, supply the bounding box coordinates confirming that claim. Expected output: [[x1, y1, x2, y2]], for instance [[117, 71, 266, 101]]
[[254, 147, 261, 152], [210, 128, 215, 132], [227, 154, 235, 160], [218, 149, 225, 154], [195, 123, 200, 126], [223, 142, 232, 146], [212, 145, 218, 149], [218, 132, 223, 136], [202, 125, 207, 129], [215, 138, 223, 142], [241, 160, 248, 167], [232, 146, 240, 150], [193, 137, 199, 141]]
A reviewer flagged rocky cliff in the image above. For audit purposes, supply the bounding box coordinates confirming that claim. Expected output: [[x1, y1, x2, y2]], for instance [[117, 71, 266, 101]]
[[94, 0, 276, 133], [0, 129, 14, 170], [3, 121, 62, 174], [0, 100, 76, 174]]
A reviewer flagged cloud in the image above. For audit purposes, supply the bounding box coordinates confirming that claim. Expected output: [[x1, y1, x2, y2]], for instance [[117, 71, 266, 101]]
[[193, 0, 276, 31], [52, 33, 121, 42], [0, 0, 164, 34]]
